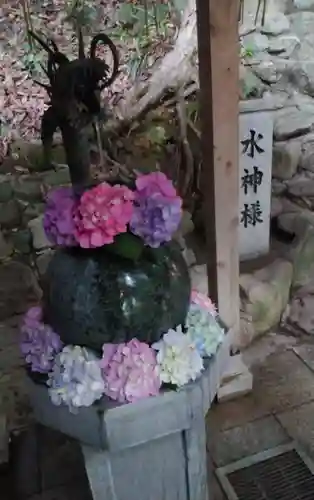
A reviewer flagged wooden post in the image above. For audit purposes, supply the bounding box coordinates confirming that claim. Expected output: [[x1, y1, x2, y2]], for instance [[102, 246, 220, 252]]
[[196, 0, 253, 400], [196, 0, 240, 338]]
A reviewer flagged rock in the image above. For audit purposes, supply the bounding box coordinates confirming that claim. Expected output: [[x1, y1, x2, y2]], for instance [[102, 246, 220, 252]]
[[287, 60, 314, 96], [300, 133, 314, 171], [240, 259, 293, 340], [258, 89, 291, 109], [291, 226, 314, 286], [10, 140, 66, 171], [287, 174, 314, 196], [277, 209, 314, 236], [0, 176, 13, 202], [36, 249, 55, 277], [0, 231, 13, 260], [261, 13, 290, 36], [10, 139, 42, 167], [272, 179, 287, 195], [293, 0, 314, 11], [28, 215, 51, 250], [288, 290, 314, 334], [288, 12, 314, 38], [41, 167, 70, 187], [284, 34, 314, 95], [0, 200, 21, 229], [267, 35, 300, 57], [0, 261, 42, 319], [13, 176, 43, 202], [252, 59, 279, 83], [281, 196, 309, 214], [239, 22, 256, 37], [273, 106, 314, 140], [271, 196, 284, 217], [293, 33, 314, 61], [237, 312, 256, 350], [272, 140, 301, 179], [11, 229, 32, 254], [242, 32, 270, 52], [22, 203, 45, 224]]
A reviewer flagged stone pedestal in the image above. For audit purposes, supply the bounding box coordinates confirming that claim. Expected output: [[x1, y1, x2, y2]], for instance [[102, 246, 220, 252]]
[[27, 333, 231, 500]]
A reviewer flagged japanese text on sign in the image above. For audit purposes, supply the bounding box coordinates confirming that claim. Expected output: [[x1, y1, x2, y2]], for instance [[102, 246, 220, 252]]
[[239, 112, 273, 260], [240, 128, 264, 227]]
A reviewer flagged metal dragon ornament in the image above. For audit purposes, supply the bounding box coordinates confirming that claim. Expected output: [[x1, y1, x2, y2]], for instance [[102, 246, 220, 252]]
[[29, 29, 119, 192]]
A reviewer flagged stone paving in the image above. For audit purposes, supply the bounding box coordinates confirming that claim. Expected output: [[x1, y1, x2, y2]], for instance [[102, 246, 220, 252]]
[[207, 341, 314, 499]]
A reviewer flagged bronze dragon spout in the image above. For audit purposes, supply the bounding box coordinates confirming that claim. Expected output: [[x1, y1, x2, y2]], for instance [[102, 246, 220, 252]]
[[29, 29, 119, 192]]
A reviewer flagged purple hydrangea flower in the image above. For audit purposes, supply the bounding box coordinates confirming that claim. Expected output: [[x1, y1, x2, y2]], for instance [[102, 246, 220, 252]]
[[130, 172, 182, 248], [43, 187, 78, 246], [20, 306, 63, 373]]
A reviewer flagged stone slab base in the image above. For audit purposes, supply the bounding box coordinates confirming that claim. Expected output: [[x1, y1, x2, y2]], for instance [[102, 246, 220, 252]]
[[217, 354, 253, 403], [27, 332, 232, 500]]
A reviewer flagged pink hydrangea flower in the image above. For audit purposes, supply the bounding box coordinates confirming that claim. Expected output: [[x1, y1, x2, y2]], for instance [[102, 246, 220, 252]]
[[101, 339, 161, 403], [135, 172, 178, 198], [74, 182, 135, 248], [191, 290, 217, 317]]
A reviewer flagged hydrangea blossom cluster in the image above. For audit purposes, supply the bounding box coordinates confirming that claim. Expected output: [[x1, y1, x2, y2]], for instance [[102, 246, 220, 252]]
[[129, 172, 182, 248], [20, 306, 63, 373], [43, 187, 79, 247], [43, 172, 182, 251], [20, 293, 224, 411], [185, 304, 224, 358], [152, 327, 204, 387], [191, 290, 217, 317], [48, 346, 104, 412], [101, 339, 161, 403], [74, 183, 134, 248]]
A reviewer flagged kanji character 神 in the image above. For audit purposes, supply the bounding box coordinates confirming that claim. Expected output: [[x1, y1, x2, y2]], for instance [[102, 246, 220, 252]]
[[241, 166, 263, 195]]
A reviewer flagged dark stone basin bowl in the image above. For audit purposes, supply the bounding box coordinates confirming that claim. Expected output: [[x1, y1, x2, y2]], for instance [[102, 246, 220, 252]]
[[43, 242, 191, 353]]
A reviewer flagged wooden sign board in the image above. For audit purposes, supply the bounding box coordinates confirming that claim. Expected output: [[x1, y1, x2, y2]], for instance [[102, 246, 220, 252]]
[[239, 111, 273, 261]]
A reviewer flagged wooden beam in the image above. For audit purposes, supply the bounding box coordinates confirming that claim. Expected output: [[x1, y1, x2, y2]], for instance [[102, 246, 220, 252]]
[[196, 0, 240, 339]]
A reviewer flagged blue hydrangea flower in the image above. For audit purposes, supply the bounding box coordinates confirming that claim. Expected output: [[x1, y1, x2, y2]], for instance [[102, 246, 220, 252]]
[[185, 304, 224, 358]]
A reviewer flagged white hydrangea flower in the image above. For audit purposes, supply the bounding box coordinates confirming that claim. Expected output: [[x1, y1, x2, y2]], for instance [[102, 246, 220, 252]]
[[48, 345, 104, 412], [186, 304, 225, 358], [152, 326, 204, 387]]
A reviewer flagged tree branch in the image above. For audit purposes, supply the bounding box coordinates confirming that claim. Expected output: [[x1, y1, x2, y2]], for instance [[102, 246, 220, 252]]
[[104, 0, 197, 135]]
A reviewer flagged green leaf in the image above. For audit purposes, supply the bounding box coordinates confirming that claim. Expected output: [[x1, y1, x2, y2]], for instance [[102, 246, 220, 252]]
[[154, 3, 169, 23], [147, 125, 167, 145], [106, 233, 144, 261], [117, 3, 136, 25]]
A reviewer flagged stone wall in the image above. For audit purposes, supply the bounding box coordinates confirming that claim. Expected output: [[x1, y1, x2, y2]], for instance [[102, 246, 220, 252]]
[[237, 2, 314, 346], [0, 159, 71, 320]]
